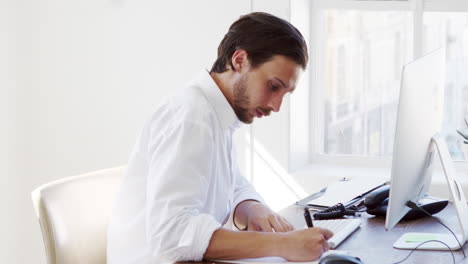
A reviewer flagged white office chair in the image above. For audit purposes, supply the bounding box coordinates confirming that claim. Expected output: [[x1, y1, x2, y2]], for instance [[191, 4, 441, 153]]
[[31, 166, 125, 264]]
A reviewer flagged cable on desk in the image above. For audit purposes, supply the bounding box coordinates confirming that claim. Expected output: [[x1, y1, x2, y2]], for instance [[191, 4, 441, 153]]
[[406, 201, 466, 258], [391, 239, 455, 264], [313, 203, 359, 220]]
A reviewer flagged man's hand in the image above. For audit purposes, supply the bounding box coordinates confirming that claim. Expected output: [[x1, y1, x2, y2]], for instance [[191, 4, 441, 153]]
[[280, 227, 333, 261], [234, 200, 294, 232]]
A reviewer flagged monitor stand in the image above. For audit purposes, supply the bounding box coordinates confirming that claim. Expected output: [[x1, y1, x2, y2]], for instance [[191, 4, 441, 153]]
[[394, 133, 468, 250]]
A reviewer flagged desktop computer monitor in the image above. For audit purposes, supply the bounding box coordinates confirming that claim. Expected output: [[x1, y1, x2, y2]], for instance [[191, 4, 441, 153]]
[[385, 47, 468, 250], [385, 48, 445, 231]]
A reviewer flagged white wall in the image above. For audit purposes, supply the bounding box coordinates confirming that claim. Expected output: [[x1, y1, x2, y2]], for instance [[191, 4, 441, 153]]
[[1, 0, 250, 263], [1, 0, 23, 262]]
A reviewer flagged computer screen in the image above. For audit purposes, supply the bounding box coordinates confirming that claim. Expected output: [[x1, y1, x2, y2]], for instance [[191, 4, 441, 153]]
[[385, 48, 445, 231]]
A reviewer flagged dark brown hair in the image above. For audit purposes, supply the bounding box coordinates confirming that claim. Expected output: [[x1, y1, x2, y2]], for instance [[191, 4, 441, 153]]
[[210, 12, 308, 73]]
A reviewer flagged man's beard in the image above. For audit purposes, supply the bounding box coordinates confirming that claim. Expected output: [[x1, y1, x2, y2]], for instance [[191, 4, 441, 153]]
[[233, 74, 254, 124]]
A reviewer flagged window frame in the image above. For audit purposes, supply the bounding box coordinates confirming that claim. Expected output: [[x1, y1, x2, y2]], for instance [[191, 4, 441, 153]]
[[307, 0, 468, 171]]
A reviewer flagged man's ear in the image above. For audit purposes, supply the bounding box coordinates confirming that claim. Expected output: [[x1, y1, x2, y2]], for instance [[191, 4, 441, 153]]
[[231, 49, 250, 73]]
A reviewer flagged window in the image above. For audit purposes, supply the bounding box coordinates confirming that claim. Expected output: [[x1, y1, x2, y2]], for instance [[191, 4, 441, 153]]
[[309, 0, 468, 163], [424, 12, 468, 160], [320, 10, 412, 157]]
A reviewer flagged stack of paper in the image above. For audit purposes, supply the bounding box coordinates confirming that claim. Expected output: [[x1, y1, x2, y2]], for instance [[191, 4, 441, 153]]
[[306, 176, 387, 207]]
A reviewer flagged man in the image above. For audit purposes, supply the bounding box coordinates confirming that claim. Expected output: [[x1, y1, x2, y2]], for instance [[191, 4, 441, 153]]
[[107, 12, 332, 264]]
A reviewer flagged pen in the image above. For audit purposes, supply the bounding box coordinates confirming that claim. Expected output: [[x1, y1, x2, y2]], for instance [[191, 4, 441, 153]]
[[304, 207, 314, 227]]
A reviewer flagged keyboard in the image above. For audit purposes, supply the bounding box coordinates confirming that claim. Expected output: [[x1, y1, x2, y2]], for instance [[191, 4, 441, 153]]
[[313, 218, 361, 249]]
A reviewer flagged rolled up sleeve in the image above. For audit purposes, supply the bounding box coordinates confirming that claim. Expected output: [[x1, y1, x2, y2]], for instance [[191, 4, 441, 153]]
[[232, 171, 265, 209], [145, 118, 221, 262]]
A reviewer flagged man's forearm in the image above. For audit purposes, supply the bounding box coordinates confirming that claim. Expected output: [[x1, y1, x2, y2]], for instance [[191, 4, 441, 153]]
[[204, 228, 285, 260], [204, 226, 333, 262]]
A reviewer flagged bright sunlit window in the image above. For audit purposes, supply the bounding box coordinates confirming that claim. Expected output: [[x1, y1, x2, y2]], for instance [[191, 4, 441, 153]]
[[320, 10, 413, 157], [309, 0, 468, 163], [424, 12, 468, 160]]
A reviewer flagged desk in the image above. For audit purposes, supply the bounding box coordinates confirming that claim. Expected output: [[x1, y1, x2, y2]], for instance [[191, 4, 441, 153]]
[[177, 203, 468, 264]]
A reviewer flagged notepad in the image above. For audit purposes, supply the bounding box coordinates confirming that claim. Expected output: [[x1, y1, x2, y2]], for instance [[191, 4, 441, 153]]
[[214, 256, 316, 264], [404, 233, 440, 243], [212, 250, 350, 263]]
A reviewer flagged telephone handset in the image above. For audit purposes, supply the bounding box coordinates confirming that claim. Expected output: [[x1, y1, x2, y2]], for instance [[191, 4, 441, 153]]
[[364, 185, 448, 221]]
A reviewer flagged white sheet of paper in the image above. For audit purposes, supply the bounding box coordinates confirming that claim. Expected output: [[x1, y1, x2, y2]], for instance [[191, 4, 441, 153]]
[[307, 176, 387, 207], [213, 256, 316, 264], [211, 250, 349, 263]]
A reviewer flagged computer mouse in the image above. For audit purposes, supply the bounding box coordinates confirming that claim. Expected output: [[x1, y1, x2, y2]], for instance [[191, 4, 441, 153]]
[[318, 253, 364, 264]]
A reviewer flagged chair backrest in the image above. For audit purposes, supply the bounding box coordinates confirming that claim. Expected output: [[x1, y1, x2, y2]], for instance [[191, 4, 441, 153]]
[[32, 166, 125, 264]]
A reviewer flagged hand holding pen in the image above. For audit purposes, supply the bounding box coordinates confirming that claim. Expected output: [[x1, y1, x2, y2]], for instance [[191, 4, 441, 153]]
[[277, 208, 331, 261]]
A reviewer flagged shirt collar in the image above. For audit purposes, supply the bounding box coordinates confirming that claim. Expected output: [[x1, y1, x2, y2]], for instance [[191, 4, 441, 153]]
[[196, 70, 242, 131]]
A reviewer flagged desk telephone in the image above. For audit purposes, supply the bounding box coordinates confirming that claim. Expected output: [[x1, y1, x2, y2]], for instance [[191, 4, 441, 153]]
[[313, 185, 448, 221]]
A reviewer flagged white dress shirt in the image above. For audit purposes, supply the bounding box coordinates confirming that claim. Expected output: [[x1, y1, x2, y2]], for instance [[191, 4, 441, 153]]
[[107, 71, 264, 264]]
